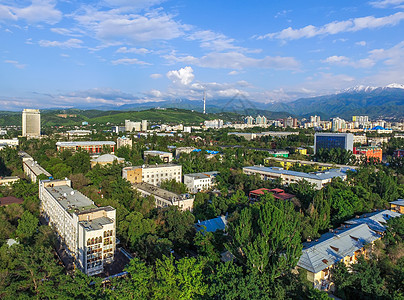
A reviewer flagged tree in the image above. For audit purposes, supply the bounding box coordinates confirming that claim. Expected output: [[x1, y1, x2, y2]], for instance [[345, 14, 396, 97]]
[[15, 211, 38, 242]]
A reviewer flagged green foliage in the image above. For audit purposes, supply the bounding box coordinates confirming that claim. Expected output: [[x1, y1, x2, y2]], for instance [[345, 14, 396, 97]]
[[15, 211, 38, 241], [160, 179, 188, 194], [315, 148, 356, 165]]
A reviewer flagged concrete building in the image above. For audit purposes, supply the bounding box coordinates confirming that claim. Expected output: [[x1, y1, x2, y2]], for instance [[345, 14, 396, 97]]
[[56, 141, 115, 154], [204, 119, 223, 129], [314, 133, 354, 154], [331, 117, 346, 131], [0, 176, 20, 186], [141, 120, 148, 131], [39, 179, 116, 276], [353, 146, 382, 162], [353, 134, 367, 145], [245, 116, 254, 125], [267, 149, 289, 158], [283, 116, 298, 128], [23, 159, 52, 182], [0, 138, 19, 149], [125, 120, 141, 132], [175, 147, 197, 158], [132, 182, 194, 211], [122, 164, 182, 186], [243, 166, 351, 190], [255, 115, 267, 125], [22, 109, 41, 138], [345, 210, 401, 234], [66, 130, 92, 138], [144, 150, 173, 163], [117, 136, 132, 149], [90, 154, 125, 168], [390, 199, 404, 214], [183, 171, 218, 193]]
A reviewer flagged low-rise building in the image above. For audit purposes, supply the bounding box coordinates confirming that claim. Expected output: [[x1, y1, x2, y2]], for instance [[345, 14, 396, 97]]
[[56, 141, 115, 154], [183, 171, 218, 193], [204, 119, 224, 129], [90, 154, 125, 168], [0, 176, 20, 186], [175, 147, 197, 158], [268, 149, 289, 158], [39, 179, 116, 276], [295, 147, 307, 155], [0, 138, 19, 149], [66, 130, 92, 137], [390, 199, 404, 214], [195, 216, 227, 232], [248, 188, 296, 202], [23, 159, 52, 182], [345, 210, 401, 234], [297, 223, 381, 289], [117, 136, 132, 149], [353, 146, 382, 162], [122, 164, 182, 186], [132, 182, 194, 211], [243, 166, 351, 190], [144, 150, 173, 163]]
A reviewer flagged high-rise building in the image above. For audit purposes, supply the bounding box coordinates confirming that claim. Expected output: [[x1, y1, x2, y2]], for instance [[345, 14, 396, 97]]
[[331, 117, 346, 131], [245, 116, 254, 125], [22, 109, 41, 137], [314, 133, 354, 154], [284, 116, 298, 128], [141, 120, 148, 131], [255, 115, 267, 125], [125, 120, 141, 132]]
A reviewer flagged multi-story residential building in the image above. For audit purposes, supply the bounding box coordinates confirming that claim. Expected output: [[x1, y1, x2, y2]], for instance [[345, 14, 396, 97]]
[[243, 166, 350, 190], [310, 115, 321, 124], [56, 141, 116, 154], [353, 146, 382, 162], [353, 134, 367, 145], [255, 115, 267, 125], [314, 133, 354, 154], [23, 159, 52, 182], [183, 171, 218, 193], [22, 109, 41, 138], [144, 150, 173, 163], [90, 154, 125, 168], [117, 136, 132, 149], [0, 138, 19, 149], [245, 116, 254, 125], [125, 120, 141, 132], [390, 199, 404, 214], [132, 182, 194, 211], [352, 115, 369, 128], [0, 176, 20, 186], [39, 179, 116, 276], [283, 116, 298, 128], [122, 164, 182, 186], [204, 119, 224, 129], [297, 223, 380, 289], [141, 120, 148, 131], [331, 117, 346, 132]]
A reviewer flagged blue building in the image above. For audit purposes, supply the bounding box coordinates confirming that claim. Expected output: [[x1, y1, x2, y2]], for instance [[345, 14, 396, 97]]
[[314, 133, 353, 154]]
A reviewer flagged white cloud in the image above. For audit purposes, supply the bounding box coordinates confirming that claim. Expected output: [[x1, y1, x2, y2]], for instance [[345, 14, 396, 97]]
[[111, 58, 151, 65], [322, 55, 375, 68], [369, 0, 404, 8], [39, 38, 84, 48], [148, 89, 163, 97], [150, 73, 162, 79], [51, 28, 83, 37], [166, 66, 195, 85], [187, 30, 255, 52], [116, 47, 150, 54], [228, 70, 239, 75], [356, 41, 367, 46], [257, 12, 404, 40], [0, 0, 62, 24], [4, 60, 26, 69]]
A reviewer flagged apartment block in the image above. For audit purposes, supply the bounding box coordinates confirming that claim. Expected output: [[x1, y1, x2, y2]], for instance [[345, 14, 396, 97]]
[[22, 109, 41, 137], [117, 136, 132, 149], [144, 150, 173, 163], [122, 164, 182, 186], [183, 171, 218, 193], [39, 179, 116, 276], [23, 159, 52, 182]]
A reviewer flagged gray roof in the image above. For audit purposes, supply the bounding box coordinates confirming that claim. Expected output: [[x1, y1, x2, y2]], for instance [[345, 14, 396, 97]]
[[184, 171, 219, 180], [144, 150, 172, 155], [128, 163, 180, 170], [297, 224, 380, 274], [195, 215, 227, 232], [91, 154, 124, 162], [24, 160, 52, 177], [390, 199, 404, 206], [56, 141, 115, 146], [243, 166, 349, 181], [345, 210, 401, 232], [79, 216, 114, 231], [133, 182, 193, 203]]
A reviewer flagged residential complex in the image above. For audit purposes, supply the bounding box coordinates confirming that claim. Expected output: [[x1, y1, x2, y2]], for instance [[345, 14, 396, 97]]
[[204, 119, 224, 129], [39, 179, 116, 276], [23, 158, 52, 182], [183, 171, 218, 193], [122, 164, 182, 186], [56, 141, 116, 154], [22, 109, 41, 138], [117, 136, 132, 149], [132, 182, 194, 211], [314, 133, 354, 154], [144, 150, 173, 163], [243, 166, 350, 190]]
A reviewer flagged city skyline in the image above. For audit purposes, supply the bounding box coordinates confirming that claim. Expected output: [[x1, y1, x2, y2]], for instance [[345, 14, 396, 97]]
[[1, 0, 404, 110]]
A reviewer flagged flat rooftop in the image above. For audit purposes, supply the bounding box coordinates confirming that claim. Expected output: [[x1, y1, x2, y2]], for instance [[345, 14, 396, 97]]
[[56, 141, 115, 146], [125, 163, 180, 170], [24, 160, 52, 177], [45, 184, 96, 214], [144, 150, 172, 155], [184, 171, 218, 180], [79, 216, 113, 231], [133, 182, 192, 202]]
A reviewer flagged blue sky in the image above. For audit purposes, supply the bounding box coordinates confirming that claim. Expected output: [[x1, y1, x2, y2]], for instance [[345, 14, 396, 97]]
[[1, 0, 404, 110]]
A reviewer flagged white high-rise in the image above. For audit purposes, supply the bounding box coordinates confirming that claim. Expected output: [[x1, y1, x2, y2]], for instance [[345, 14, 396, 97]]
[[22, 109, 41, 137]]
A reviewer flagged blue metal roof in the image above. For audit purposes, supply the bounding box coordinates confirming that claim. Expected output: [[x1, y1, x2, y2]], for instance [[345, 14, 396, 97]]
[[195, 216, 227, 232]]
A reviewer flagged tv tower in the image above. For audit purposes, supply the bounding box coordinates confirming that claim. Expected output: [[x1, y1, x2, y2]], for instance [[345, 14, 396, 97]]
[[203, 90, 206, 114]]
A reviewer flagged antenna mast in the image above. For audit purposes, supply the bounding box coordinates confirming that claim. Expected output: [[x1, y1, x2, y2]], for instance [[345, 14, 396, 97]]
[[203, 90, 206, 114]]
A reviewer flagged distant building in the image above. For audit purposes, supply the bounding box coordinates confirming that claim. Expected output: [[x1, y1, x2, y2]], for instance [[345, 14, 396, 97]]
[[122, 164, 182, 186], [353, 146, 382, 162], [310, 115, 321, 124], [204, 119, 223, 129], [296, 147, 307, 155], [56, 141, 115, 154], [175, 147, 197, 158], [111, 126, 125, 134], [125, 120, 141, 132], [243, 166, 351, 190], [117, 136, 132, 149], [144, 150, 173, 163], [283, 116, 298, 128], [0, 176, 20, 186], [0, 138, 19, 149], [90, 154, 125, 168], [267, 149, 289, 158], [393, 149, 404, 158], [66, 130, 92, 138], [39, 179, 116, 276], [255, 115, 267, 125], [132, 182, 194, 211], [183, 171, 218, 193], [245, 116, 254, 125], [141, 120, 148, 131], [22, 109, 41, 137], [183, 126, 192, 133], [390, 199, 404, 214], [314, 133, 354, 154], [23, 159, 52, 182], [353, 134, 367, 145], [331, 117, 346, 132]]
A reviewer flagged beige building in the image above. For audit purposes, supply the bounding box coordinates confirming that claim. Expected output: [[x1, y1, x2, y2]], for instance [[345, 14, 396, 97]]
[[90, 154, 125, 168], [133, 182, 194, 211], [22, 109, 41, 137], [39, 179, 116, 276], [0, 138, 19, 149], [175, 147, 197, 158], [122, 164, 182, 186], [23, 159, 52, 182], [144, 150, 173, 163], [0, 176, 20, 186], [117, 136, 132, 149]]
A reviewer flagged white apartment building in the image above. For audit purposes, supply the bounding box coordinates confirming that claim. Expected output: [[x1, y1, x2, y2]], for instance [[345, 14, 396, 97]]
[[183, 171, 218, 193], [132, 182, 194, 211], [23, 159, 52, 182], [122, 164, 182, 186], [0, 138, 19, 149], [39, 179, 116, 276], [22, 109, 41, 137], [243, 166, 350, 190], [144, 150, 173, 163], [117, 136, 132, 149], [204, 119, 224, 129], [125, 120, 141, 132]]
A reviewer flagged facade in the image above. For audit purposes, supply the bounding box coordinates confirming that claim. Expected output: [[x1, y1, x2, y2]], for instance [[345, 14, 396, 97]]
[[331, 117, 346, 131], [267, 149, 289, 158], [245, 116, 254, 125], [117, 136, 132, 149], [90, 154, 125, 168], [66, 130, 92, 137], [284, 116, 298, 128], [141, 120, 148, 131], [23, 159, 52, 182], [314, 133, 354, 154], [125, 120, 141, 132], [183, 171, 218, 193], [144, 150, 173, 163], [39, 179, 116, 276], [255, 115, 267, 125], [122, 164, 182, 186], [204, 119, 224, 129], [0, 138, 19, 149], [390, 199, 404, 214], [263, 157, 357, 171], [353, 134, 367, 145], [353, 146, 382, 162], [297, 223, 380, 289], [0, 176, 20, 186], [22, 109, 41, 137], [132, 182, 194, 211], [243, 166, 350, 190], [56, 141, 115, 154]]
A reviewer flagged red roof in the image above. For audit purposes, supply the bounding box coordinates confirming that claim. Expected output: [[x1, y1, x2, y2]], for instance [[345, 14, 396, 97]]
[[249, 188, 295, 201], [0, 196, 24, 206], [269, 188, 285, 193], [249, 188, 271, 195]]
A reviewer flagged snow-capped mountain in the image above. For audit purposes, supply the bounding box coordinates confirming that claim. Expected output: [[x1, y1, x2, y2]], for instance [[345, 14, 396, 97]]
[[342, 83, 404, 93]]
